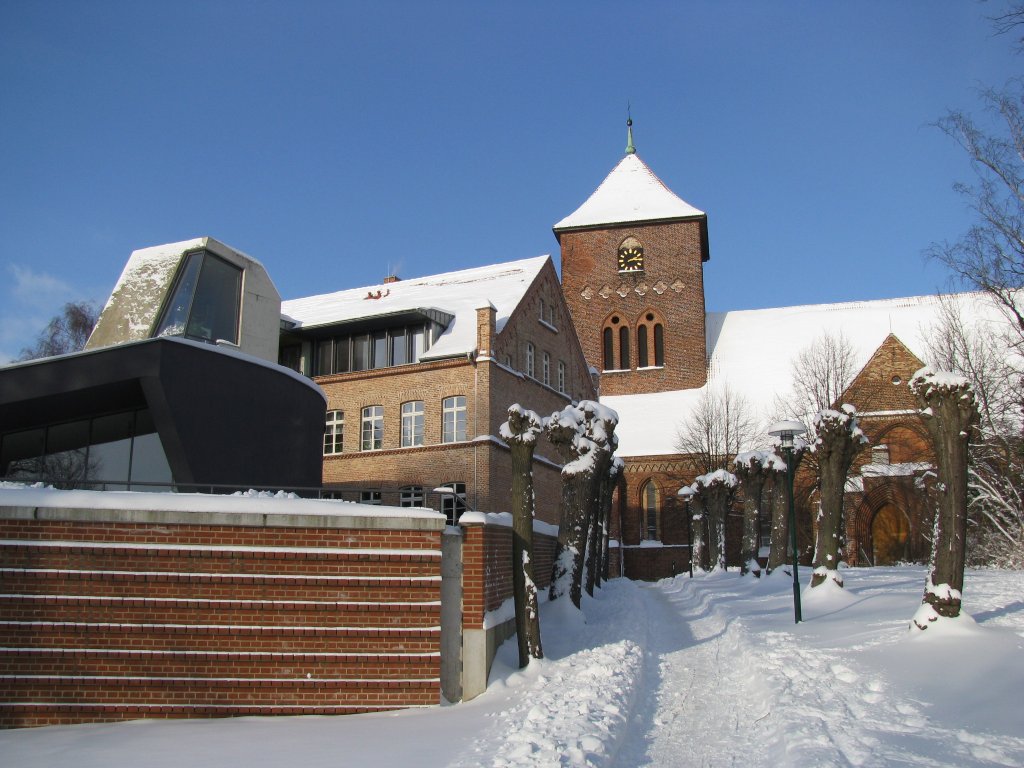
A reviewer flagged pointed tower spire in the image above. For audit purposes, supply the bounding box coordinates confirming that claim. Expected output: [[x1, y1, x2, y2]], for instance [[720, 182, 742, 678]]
[[625, 112, 636, 155]]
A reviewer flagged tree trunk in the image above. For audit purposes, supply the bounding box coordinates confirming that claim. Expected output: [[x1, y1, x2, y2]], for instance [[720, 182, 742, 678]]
[[693, 471, 737, 572], [690, 493, 706, 574], [910, 369, 979, 626], [739, 475, 764, 576], [734, 453, 769, 577], [765, 473, 789, 574], [811, 407, 864, 588], [503, 407, 543, 666]]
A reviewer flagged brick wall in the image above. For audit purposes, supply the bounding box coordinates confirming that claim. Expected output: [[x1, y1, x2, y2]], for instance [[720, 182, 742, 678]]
[[460, 519, 558, 631], [0, 504, 445, 728], [559, 219, 708, 395]]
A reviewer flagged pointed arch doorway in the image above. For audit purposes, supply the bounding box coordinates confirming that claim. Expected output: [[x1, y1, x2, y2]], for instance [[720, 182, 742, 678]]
[[871, 504, 911, 565]]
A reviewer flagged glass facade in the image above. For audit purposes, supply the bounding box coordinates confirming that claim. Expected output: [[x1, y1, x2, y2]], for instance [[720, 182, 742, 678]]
[[0, 409, 172, 491], [155, 250, 242, 345]]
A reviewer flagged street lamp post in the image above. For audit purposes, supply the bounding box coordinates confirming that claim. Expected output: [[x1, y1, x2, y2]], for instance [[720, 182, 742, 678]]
[[768, 420, 807, 624]]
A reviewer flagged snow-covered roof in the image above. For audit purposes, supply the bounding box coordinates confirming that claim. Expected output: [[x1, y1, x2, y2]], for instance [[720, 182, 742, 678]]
[[553, 154, 705, 231], [603, 291, 1009, 458], [281, 256, 550, 361]]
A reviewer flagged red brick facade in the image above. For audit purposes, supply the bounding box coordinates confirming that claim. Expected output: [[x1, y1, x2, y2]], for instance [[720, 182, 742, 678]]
[[315, 260, 595, 525], [558, 219, 709, 396], [0, 507, 445, 728]]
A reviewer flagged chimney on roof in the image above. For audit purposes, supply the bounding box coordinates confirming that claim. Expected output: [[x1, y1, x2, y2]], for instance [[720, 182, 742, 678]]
[[383, 274, 400, 284]]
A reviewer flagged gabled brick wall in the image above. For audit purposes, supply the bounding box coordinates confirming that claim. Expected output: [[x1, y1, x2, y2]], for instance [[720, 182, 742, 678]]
[[0, 504, 445, 728]]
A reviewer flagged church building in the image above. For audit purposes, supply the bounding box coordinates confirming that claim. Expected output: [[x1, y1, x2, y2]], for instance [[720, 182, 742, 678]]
[[553, 122, 1005, 579]]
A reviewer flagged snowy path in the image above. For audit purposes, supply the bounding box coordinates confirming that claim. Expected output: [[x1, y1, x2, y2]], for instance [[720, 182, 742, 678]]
[[614, 571, 1024, 768], [2, 568, 1022, 767]]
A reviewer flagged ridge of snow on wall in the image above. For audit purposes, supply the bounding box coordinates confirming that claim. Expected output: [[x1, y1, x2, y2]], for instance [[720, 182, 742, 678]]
[[604, 291, 1009, 457], [281, 255, 551, 360]]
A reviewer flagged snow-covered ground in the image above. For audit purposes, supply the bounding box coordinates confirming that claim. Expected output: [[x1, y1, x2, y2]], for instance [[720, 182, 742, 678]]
[[3, 566, 1022, 767]]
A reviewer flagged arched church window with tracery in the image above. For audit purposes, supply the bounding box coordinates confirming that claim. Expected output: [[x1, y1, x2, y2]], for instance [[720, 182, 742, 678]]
[[602, 314, 631, 371], [636, 310, 665, 368]]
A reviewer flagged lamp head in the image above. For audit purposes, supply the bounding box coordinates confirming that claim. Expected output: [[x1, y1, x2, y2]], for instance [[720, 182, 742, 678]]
[[768, 420, 807, 450]]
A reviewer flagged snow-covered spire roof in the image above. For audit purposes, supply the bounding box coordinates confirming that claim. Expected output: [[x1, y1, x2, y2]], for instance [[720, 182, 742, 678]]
[[553, 153, 705, 231]]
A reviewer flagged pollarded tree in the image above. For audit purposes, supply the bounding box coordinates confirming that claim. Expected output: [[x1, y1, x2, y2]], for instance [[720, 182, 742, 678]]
[[810, 406, 867, 589], [733, 450, 781, 576], [909, 368, 980, 629], [500, 404, 544, 665], [764, 442, 807, 575], [581, 402, 619, 596], [685, 488, 706, 574], [547, 402, 607, 609], [691, 469, 737, 572], [597, 457, 624, 584], [924, 295, 1023, 568]]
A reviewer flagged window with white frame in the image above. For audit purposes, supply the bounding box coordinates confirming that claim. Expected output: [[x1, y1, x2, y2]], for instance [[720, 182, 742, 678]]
[[526, 343, 535, 378], [400, 485, 424, 507], [442, 396, 467, 443], [542, 352, 550, 386], [557, 361, 566, 393], [360, 490, 382, 505], [360, 405, 384, 451], [323, 410, 344, 455], [401, 401, 424, 447]]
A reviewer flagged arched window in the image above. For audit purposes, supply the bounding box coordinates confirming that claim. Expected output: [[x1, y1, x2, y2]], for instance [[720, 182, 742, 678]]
[[641, 480, 659, 540], [637, 311, 666, 369], [601, 314, 631, 371]]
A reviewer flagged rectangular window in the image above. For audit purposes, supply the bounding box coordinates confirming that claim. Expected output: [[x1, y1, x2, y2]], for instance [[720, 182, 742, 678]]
[[360, 406, 384, 451], [401, 401, 425, 447], [526, 343, 535, 378], [542, 352, 551, 386], [400, 486, 424, 507], [334, 336, 351, 373], [410, 326, 427, 362], [352, 334, 370, 371], [324, 410, 344, 455], [390, 328, 408, 366], [371, 330, 388, 369], [360, 490, 382, 505], [315, 339, 334, 376], [442, 396, 467, 443], [558, 361, 566, 393]]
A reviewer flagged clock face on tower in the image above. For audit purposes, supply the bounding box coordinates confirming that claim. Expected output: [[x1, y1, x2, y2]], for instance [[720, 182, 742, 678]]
[[617, 243, 644, 272]]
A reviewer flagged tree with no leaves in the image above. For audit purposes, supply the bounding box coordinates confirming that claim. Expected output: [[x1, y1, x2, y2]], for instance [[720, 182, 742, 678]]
[[17, 301, 98, 361], [676, 384, 758, 475], [810, 406, 867, 589], [924, 295, 1024, 568], [500, 404, 544, 665], [909, 368, 980, 629]]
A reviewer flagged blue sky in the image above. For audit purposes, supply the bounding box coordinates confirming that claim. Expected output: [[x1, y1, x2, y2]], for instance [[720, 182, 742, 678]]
[[0, 1, 1019, 363]]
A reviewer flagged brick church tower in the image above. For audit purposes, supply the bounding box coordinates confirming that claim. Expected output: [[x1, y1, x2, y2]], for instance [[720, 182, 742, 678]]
[[554, 122, 710, 396]]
